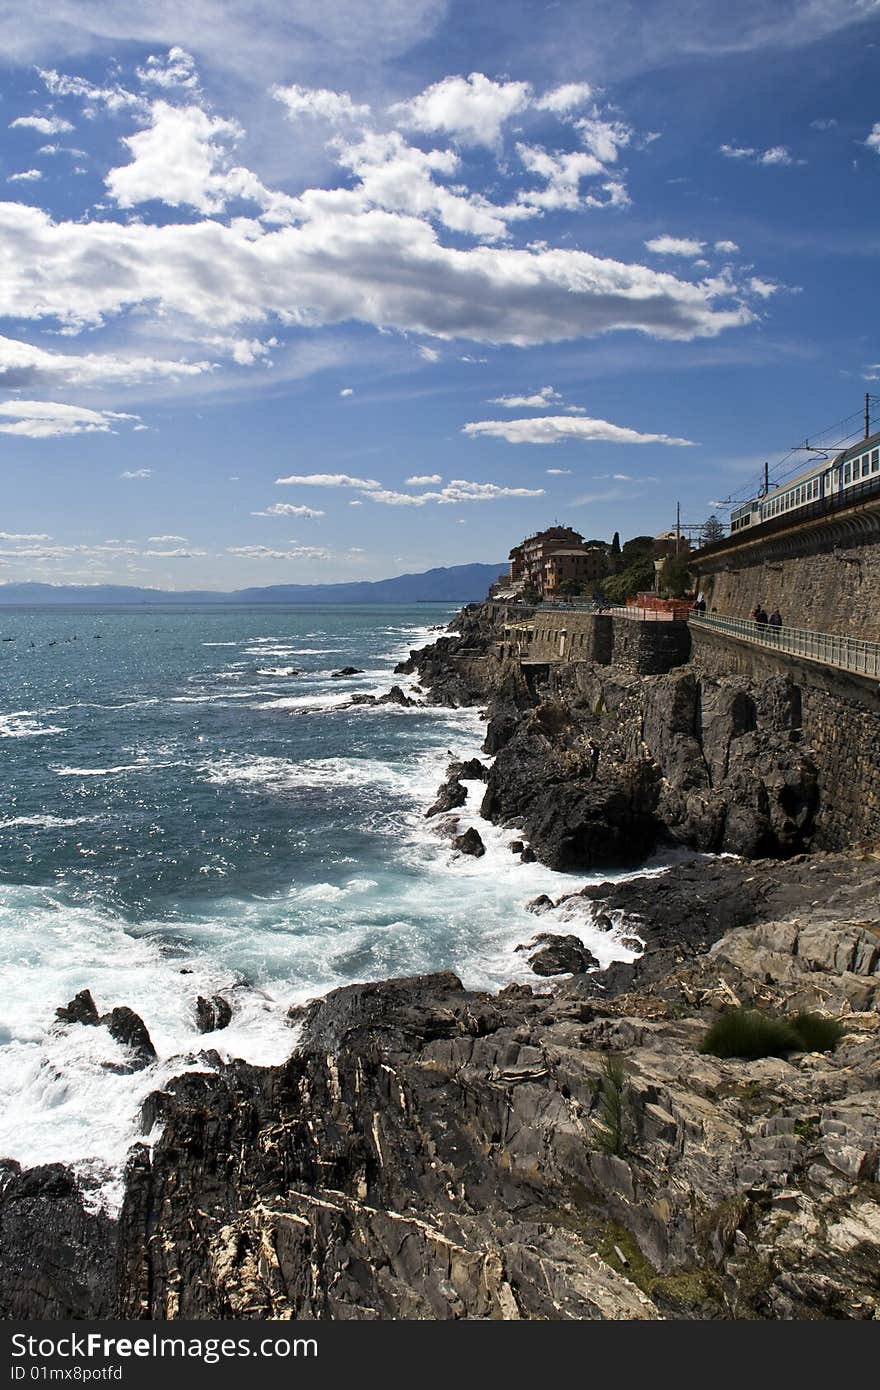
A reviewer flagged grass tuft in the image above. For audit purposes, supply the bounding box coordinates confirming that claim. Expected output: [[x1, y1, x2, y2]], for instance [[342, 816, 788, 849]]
[[700, 1008, 845, 1060]]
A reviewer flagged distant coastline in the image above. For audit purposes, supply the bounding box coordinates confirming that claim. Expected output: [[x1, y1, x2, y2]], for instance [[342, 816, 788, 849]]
[[0, 562, 505, 607]]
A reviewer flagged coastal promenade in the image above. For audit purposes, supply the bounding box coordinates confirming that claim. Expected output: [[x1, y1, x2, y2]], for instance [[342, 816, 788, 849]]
[[690, 611, 880, 680]]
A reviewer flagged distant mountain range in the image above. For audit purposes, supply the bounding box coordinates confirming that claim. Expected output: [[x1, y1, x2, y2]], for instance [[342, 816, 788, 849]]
[[0, 562, 507, 606]]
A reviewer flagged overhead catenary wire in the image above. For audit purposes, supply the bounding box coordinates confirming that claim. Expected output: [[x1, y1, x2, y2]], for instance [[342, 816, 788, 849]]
[[715, 394, 880, 511]]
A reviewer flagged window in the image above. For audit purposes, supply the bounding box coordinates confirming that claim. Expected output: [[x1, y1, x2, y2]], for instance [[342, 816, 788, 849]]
[[872, 450, 879, 472], [844, 463, 851, 484]]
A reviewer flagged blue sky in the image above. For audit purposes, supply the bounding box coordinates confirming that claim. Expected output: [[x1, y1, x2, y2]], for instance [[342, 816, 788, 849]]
[[0, 0, 878, 589]]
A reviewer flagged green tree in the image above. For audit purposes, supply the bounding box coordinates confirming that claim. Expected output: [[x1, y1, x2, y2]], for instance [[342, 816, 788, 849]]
[[701, 515, 725, 544], [658, 555, 691, 598], [603, 555, 656, 603], [619, 535, 655, 566], [557, 578, 582, 596]]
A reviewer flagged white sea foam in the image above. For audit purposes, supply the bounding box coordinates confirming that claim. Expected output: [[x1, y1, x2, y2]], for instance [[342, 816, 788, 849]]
[[0, 713, 65, 739], [0, 814, 103, 830], [51, 761, 176, 778]]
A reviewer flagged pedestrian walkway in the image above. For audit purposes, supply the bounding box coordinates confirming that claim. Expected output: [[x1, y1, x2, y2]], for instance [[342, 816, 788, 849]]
[[690, 611, 880, 679]]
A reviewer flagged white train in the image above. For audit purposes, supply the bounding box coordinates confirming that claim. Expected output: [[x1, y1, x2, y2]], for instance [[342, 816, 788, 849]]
[[729, 429, 880, 536]]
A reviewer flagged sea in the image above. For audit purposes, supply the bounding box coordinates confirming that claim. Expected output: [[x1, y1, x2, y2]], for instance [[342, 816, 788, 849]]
[[0, 603, 644, 1210]]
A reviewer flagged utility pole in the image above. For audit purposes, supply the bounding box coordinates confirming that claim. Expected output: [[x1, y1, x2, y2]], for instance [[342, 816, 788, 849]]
[[675, 500, 681, 556], [867, 391, 871, 441], [763, 461, 769, 497]]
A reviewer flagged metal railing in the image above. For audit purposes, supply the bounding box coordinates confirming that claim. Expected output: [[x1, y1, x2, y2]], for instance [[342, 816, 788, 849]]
[[535, 601, 686, 622], [690, 612, 880, 678]]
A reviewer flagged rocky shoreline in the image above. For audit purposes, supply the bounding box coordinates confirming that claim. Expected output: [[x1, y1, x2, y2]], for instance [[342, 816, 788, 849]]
[[1, 603, 878, 1320]]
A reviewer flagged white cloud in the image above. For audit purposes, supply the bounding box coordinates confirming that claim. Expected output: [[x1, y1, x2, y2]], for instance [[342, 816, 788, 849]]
[[714, 239, 739, 254], [273, 84, 369, 123], [418, 345, 439, 362], [10, 115, 73, 135], [645, 235, 705, 256], [0, 200, 755, 343], [227, 544, 332, 560], [576, 116, 631, 164], [534, 82, 592, 114], [142, 547, 205, 557], [866, 123, 880, 154], [759, 145, 793, 166], [147, 534, 188, 542], [515, 143, 612, 211], [136, 47, 199, 89], [405, 474, 442, 484], [0, 400, 140, 437], [0, 531, 51, 540], [389, 72, 531, 147], [463, 414, 696, 446], [545, 468, 571, 475], [105, 101, 245, 213], [364, 478, 545, 506], [720, 143, 798, 167], [120, 468, 151, 478], [275, 472, 380, 488], [252, 502, 325, 517], [0, 333, 213, 388], [38, 67, 147, 116], [489, 386, 561, 408], [748, 276, 781, 299], [339, 387, 354, 396], [8, 170, 43, 183]]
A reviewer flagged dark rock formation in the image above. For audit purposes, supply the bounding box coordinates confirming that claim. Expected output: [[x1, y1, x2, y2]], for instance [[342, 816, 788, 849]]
[[447, 757, 490, 782], [331, 667, 363, 677], [425, 777, 467, 817], [452, 827, 485, 857], [4, 855, 879, 1321], [56, 990, 99, 1026], [196, 996, 233, 1034], [101, 1008, 157, 1070], [519, 933, 600, 976]]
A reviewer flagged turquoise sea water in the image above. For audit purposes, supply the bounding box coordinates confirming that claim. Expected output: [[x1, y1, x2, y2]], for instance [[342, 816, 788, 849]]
[[0, 604, 640, 1206]]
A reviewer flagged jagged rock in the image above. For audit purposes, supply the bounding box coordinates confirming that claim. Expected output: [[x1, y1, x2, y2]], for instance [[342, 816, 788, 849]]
[[376, 685, 414, 706], [426, 778, 467, 817], [100, 1007, 156, 1069], [195, 996, 233, 1034], [55, 989, 99, 1026], [527, 894, 554, 915], [520, 846, 537, 863], [509, 840, 525, 854], [520, 933, 599, 976], [452, 827, 485, 857], [331, 667, 363, 677], [447, 757, 490, 782]]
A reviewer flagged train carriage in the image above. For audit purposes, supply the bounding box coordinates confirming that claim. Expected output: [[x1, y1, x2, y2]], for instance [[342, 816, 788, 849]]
[[729, 429, 880, 537]]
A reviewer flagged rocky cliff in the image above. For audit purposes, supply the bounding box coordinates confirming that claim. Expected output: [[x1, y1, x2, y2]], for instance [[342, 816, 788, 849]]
[[2, 603, 878, 1321]]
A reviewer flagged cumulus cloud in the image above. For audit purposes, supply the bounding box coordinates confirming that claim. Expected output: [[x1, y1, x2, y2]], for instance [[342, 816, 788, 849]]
[[105, 101, 247, 213], [38, 67, 147, 116], [273, 83, 369, 122], [759, 145, 794, 166], [8, 169, 43, 183], [0, 400, 140, 437], [866, 123, 880, 154], [489, 386, 561, 408], [0, 333, 213, 388], [147, 534, 188, 541], [339, 386, 354, 396], [515, 143, 615, 211], [389, 72, 531, 147], [275, 472, 380, 488], [714, 239, 739, 254], [462, 414, 696, 446], [136, 47, 199, 89], [120, 467, 151, 477], [252, 502, 325, 517], [645, 235, 705, 256], [534, 82, 592, 113], [364, 479, 545, 506], [575, 116, 631, 164], [405, 474, 442, 484], [720, 142, 798, 167], [0, 531, 51, 540], [0, 201, 755, 344], [10, 114, 73, 134], [418, 344, 439, 361], [142, 547, 205, 557], [545, 468, 572, 475]]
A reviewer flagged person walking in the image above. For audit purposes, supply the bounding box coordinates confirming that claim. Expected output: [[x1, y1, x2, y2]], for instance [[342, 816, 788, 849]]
[[768, 608, 782, 640], [753, 603, 768, 631]]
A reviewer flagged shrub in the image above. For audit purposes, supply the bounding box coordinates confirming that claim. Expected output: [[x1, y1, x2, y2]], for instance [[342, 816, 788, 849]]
[[700, 1009, 844, 1060], [593, 1054, 627, 1155], [788, 1011, 845, 1053]]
